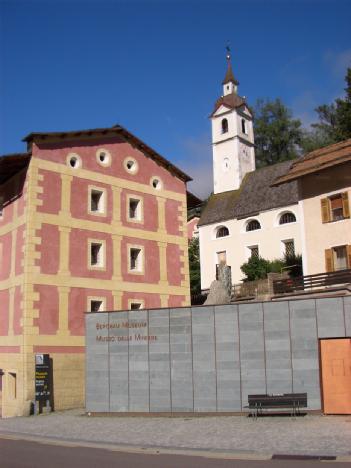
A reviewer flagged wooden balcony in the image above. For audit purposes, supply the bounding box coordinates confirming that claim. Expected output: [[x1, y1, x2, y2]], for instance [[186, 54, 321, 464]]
[[273, 268, 351, 295]]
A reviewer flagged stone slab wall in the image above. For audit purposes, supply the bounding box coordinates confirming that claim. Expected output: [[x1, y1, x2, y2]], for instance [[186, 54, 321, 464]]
[[86, 296, 351, 413]]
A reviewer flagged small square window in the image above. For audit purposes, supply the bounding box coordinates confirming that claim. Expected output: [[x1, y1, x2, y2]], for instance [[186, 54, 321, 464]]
[[333, 246, 348, 271], [284, 240, 295, 257], [249, 246, 259, 258], [217, 251, 226, 265], [330, 195, 344, 221], [90, 242, 104, 268], [128, 299, 145, 310], [128, 246, 144, 274], [130, 248, 141, 271], [91, 190, 103, 212], [129, 199, 140, 220], [90, 300, 104, 312], [89, 187, 106, 215]]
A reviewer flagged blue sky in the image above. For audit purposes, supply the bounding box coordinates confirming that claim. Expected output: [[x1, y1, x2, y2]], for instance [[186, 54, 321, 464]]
[[1, 0, 350, 197]]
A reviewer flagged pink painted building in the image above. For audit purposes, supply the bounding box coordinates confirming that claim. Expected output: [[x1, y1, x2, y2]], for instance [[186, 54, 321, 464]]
[[0, 125, 191, 417]]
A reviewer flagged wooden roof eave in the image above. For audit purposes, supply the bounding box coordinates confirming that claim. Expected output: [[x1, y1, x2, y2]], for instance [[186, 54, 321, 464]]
[[272, 155, 351, 187]]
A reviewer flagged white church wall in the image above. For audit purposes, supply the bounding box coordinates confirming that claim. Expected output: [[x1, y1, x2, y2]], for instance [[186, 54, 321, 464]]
[[199, 204, 302, 290]]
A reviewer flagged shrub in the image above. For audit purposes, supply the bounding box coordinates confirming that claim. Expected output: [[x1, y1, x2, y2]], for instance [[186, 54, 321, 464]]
[[240, 256, 271, 281], [240, 254, 303, 282]]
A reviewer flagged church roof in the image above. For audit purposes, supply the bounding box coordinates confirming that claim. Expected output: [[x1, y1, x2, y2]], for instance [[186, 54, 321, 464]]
[[272, 138, 351, 185], [197, 160, 299, 227], [210, 93, 246, 117]]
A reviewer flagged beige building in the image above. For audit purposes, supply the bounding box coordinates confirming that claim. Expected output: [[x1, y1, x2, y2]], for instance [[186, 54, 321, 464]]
[[274, 139, 351, 275]]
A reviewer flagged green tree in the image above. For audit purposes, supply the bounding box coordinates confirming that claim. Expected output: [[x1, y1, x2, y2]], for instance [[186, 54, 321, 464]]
[[254, 98, 303, 167], [301, 68, 351, 152], [335, 68, 351, 139], [188, 237, 201, 295]]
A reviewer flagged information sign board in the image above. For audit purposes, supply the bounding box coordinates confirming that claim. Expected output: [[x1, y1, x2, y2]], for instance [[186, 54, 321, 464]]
[[35, 354, 51, 401]]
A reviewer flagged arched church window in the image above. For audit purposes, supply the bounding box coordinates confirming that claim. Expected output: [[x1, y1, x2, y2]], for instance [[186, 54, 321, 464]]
[[241, 118, 247, 134], [221, 119, 228, 134], [216, 226, 229, 238], [246, 220, 261, 232], [279, 212, 296, 225]]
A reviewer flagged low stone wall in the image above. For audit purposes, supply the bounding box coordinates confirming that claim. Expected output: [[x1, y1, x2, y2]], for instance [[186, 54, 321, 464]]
[[86, 296, 351, 414], [232, 272, 289, 300]]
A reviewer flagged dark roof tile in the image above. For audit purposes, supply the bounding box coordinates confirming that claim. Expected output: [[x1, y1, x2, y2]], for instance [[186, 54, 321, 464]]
[[210, 93, 246, 117], [198, 160, 298, 227]]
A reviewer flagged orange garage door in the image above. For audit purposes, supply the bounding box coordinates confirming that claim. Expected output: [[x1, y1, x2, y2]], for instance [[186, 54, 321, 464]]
[[320, 339, 351, 414]]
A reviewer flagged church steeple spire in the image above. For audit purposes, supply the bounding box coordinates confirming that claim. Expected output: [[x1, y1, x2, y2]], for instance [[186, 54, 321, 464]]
[[211, 48, 255, 194], [222, 46, 239, 95]]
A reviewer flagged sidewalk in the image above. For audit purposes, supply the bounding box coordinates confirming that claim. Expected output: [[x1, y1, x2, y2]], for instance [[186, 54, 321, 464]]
[[0, 409, 350, 459]]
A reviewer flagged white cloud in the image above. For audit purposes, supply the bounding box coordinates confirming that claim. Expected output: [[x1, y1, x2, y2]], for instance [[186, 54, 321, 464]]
[[179, 133, 213, 199]]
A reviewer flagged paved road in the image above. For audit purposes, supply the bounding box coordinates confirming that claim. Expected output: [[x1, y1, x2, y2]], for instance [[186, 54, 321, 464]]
[[0, 438, 350, 468]]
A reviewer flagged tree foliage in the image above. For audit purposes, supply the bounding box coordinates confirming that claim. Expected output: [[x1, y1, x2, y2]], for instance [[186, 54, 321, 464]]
[[253, 69, 351, 162], [253, 98, 302, 167], [301, 68, 351, 152], [188, 237, 201, 295]]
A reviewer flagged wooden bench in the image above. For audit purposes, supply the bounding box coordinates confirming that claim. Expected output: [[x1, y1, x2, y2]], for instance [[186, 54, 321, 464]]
[[246, 393, 307, 419]]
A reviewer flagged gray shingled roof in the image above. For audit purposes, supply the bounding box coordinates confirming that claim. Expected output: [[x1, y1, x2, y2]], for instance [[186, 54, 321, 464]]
[[198, 160, 299, 227]]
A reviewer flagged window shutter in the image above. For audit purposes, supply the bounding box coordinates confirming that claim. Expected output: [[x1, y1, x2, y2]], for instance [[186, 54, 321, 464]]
[[342, 192, 350, 219], [320, 198, 331, 223], [325, 249, 334, 272], [347, 245, 351, 269]]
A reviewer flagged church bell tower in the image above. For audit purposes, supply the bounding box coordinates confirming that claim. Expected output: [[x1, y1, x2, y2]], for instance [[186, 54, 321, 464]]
[[211, 49, 255, 194]]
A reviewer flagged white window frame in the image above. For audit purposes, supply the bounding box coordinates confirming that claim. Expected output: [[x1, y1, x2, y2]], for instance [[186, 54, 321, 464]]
[[214, 224, 230, 239], [246, 244, 260, 260], [128, 299, 145, 310], [281, 239, 295, 257], [87, 296, 106, 312], [66, 152, 82, 169], [88, 186, 107, 217], [96, 148, 111, 167], [244, 218, 262, 233], [276, 210, 297, 227], [88, 239, 106, 270], [127, 244, 144, 274], [127, 194, 143, 223]]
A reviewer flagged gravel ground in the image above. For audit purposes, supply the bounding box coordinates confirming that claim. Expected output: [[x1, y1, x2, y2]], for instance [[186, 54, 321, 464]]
[[0, 409, 351, 456]]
